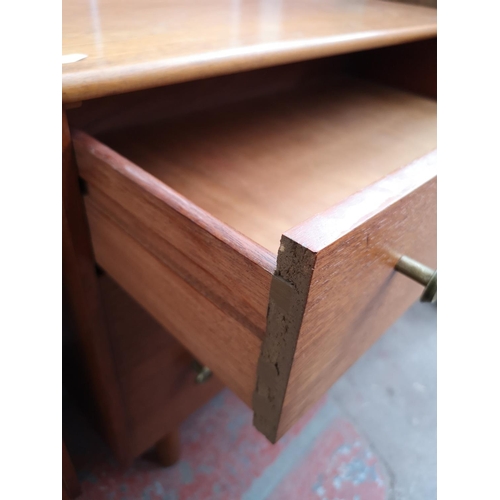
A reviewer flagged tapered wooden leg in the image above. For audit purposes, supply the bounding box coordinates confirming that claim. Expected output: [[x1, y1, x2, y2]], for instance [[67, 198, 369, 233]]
[[155, 431, 181, 467]]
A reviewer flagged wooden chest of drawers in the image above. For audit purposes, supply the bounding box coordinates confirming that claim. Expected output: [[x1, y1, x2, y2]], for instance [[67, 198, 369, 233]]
[[63, 0, 436, 465]]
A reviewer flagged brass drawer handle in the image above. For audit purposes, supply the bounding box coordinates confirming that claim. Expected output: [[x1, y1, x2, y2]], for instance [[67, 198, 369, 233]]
[[192, 361, 213, 384], [395, 255, 437, 303]]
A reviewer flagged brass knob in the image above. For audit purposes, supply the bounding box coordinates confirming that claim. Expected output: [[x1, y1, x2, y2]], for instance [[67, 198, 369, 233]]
[[395, 255, 437, 303], [192, 361, 212, 384]]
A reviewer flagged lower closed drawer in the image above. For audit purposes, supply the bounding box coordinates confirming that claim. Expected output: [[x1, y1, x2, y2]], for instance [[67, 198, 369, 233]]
[[98, 273, 223, 461], [73, 76, 436, 442]]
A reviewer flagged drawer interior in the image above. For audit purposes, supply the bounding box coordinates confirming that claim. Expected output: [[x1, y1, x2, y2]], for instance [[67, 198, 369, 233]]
[[97, 76, 436, 254], [71, 41, 436, 255]]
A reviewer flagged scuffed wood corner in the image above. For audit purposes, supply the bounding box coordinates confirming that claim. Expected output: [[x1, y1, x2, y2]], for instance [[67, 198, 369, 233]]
[[252, 235, 316, 442]]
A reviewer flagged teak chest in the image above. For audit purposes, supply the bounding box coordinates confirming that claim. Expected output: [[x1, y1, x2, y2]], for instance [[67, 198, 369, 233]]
[[63, 0, 437, 465]]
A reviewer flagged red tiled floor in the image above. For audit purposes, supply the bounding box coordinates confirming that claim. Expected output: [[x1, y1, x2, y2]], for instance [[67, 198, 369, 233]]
[[66, 389, 388, 500]]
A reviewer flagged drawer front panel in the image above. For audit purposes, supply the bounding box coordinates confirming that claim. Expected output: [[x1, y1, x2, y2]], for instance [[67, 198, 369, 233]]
[[254, 152, 436, 441]]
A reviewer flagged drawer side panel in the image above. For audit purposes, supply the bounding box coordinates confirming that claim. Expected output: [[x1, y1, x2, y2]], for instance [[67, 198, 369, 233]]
[[86, 200, 260, 406]]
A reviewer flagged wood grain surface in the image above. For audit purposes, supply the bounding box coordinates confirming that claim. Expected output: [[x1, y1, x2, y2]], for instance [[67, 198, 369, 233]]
[[254, 152, 437, 441], [62, 0, 436, 102], [99, 77, 436, 254], [66, 56, 348, 136], [73, 131, 274, 338], [62, 110, 130, 463], [98, 274, 223, 461], [85, 198, 261, 407]]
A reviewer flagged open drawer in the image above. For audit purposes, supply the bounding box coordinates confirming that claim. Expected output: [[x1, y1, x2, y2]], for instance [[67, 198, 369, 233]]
[[72, 73, 436, 442]]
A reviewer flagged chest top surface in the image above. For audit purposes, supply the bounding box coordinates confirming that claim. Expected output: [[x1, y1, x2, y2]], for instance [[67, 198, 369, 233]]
[[62, 0, 436, 103]]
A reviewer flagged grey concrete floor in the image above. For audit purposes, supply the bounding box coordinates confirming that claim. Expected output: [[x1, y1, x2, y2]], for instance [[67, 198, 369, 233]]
[[330, 300, 437, 500]]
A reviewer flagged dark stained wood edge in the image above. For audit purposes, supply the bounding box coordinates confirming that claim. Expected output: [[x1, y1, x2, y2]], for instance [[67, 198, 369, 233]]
[[62, 25, 437, 103], [252, 237, 316, 441], [253, 151, 437, 442], [62, 110, 131, 464]]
